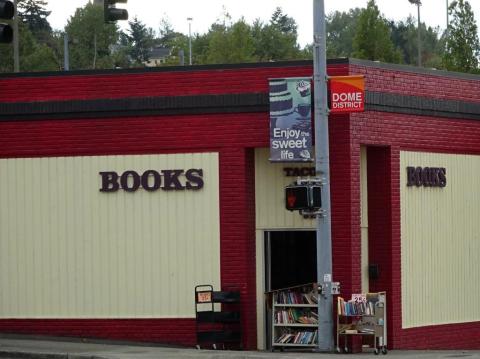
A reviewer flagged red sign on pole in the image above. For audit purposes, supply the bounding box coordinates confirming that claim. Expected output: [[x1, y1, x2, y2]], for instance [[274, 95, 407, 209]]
[[329, 75, 365, 113]]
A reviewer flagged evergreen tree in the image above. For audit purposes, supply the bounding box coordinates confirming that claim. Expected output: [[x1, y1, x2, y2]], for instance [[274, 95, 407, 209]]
[[352, 0, 402, 63], [126, 16, 155, 66], [17, 0, 51, 35], [443, 0, 480, 73], [153, 18, 188, 66], [17, 0, 54, 47], [158, 17, 177, 48], [390, 17, 444, 68]]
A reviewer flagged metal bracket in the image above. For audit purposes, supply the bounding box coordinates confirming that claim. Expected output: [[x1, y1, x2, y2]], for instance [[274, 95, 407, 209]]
[[295, 177, 325, 186], [301, 209, 327, 218]]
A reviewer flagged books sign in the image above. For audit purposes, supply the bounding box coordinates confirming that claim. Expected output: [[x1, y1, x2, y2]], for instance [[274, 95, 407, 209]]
[[269, 78, 313, 162], [330, 75, 365, 113]]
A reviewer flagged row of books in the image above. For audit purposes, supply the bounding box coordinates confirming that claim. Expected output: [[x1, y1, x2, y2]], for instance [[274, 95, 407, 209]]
[[337, 297, 375, 316], [275, 308, 318, 324], [274, 290, 318, 305], [275, 330, 317, 345]]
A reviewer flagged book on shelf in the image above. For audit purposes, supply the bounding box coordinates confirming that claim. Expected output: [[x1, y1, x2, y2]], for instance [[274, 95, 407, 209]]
[[275, 330, 317, 345], [337, 296, 375, 316], [275, 289, 317, 305], [275, 308, 318, 324]]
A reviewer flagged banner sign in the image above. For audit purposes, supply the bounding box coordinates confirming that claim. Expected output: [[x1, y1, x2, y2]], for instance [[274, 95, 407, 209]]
[[329, 75, 365, 113], [269, 78, 313, 162]]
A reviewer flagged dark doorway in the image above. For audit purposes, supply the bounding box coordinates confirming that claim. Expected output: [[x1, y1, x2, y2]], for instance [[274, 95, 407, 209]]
[[264, 230, 317, 349], [265, 230, 317, 291]]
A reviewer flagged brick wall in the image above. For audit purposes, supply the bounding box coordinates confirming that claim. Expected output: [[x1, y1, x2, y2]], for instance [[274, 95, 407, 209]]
[[350, 62, 480, 102], [348, 60, 480, 349], [0, 63, 348, 349], [0, 60, 479, 349]]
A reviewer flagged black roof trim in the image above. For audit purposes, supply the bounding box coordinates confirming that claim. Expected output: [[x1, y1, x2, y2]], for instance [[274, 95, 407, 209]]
[[366, 91, 480, 120], [0, 93, 270, 121], [1, 89, 479, 122], [0, 60, 325, 79], [2, 58, 479, 81]]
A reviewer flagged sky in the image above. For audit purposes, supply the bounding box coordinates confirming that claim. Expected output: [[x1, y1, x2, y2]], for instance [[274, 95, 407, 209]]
[[46, 0, 480, 47]]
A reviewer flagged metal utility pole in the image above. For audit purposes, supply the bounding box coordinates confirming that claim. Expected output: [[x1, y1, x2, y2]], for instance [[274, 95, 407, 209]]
[[313, 0, 334, 352], [446, 0, 449, 40], [416, 2, 421, 67], [187, 17, 192, 65], [179, 49, 185, 66], [408, 0, 422, 67], [64, 33, 69, 71], [13, 0, 19, 72]]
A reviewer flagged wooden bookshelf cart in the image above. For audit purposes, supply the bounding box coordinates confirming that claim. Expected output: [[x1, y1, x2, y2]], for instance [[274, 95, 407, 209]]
[[267, 283, 319, 351], [336, 292, 387, 355], [194, 284, 241, 350]]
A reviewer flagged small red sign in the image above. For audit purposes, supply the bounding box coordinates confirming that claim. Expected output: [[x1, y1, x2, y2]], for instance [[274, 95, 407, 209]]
[[330, 75, 365, 113], [197, 291, 212, 303]]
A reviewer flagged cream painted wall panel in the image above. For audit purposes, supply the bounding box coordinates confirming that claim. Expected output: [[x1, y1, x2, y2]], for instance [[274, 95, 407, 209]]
[[255, 148, 315, 230], [0, 153, 220, 318], [360, 146, 369, 293], [401, 151, 480, 328]]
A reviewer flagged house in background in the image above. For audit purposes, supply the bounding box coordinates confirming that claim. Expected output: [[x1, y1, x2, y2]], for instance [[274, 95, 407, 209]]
[[144, 46, 172, 67]]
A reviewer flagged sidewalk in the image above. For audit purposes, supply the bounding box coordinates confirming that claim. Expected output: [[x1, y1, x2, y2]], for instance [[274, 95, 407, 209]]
[[0, 336, 479, 359]]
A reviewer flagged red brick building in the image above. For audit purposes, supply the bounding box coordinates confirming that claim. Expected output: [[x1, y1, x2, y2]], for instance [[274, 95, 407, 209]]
[[0, 59, 479, 350]]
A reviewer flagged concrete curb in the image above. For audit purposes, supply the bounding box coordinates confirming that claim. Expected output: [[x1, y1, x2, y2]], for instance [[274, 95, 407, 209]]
[[0, 351, 68, 359], [0, 351, 109, 359]]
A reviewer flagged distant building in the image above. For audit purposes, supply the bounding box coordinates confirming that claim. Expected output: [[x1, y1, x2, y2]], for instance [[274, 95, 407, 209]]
[[145, 46, 172, 67]]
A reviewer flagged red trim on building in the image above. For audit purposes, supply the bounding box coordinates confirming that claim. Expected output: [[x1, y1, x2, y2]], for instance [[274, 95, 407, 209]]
[[0, 319, 196, 345]]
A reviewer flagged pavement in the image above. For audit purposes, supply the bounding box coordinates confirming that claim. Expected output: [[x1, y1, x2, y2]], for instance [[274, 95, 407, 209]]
[[0, 336, 479, 359]]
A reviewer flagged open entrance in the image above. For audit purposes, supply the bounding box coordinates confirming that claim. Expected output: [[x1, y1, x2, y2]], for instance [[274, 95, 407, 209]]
[[264, 230, 317, 348]]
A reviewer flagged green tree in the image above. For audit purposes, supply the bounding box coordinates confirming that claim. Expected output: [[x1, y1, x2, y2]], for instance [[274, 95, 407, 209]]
[[65, 2, 120, 70], [205, 19, 255, 64], [352, 0, 402, 63], [0, 21, 58, 73], [252, 7, 302, 61], [326, 8, 361, 58], [157, 17, 177, 47], [17, 0, 52, 42], [126, 16, 155, 66], [390, 17, 444, 68], [443, 0, 480, 73]]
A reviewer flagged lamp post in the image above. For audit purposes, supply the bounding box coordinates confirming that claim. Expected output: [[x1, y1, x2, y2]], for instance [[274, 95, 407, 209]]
[[13, 0, 19, 72], [446, 0, 449, 41], [408, 0, 422, 67], [187, 17, 192, 65]]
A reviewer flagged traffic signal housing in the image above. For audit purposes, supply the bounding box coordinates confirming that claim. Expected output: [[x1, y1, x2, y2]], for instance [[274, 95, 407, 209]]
[[104, 0, 128, 23], [285, 184, 322, 211], [0, 0, 13, 44]]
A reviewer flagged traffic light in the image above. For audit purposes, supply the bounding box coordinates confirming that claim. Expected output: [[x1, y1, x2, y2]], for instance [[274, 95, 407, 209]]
[[0, 0, 13, 44], [285, 184, 322, 211], [285, 185, 309, 211], [104, 0, 128, 23]]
